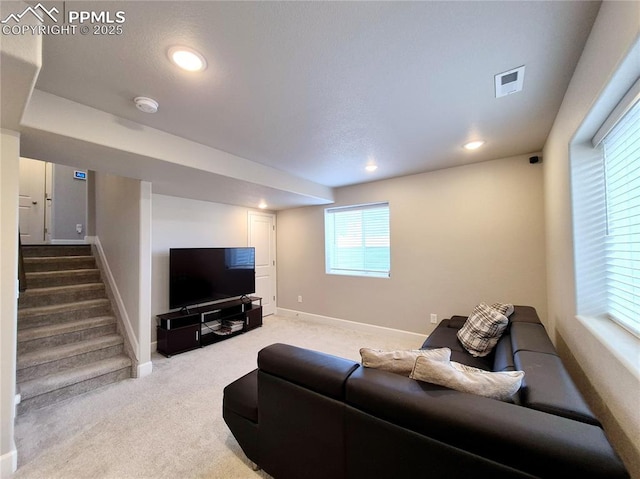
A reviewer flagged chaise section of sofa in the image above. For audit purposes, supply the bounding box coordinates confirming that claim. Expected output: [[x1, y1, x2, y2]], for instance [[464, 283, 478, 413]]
[[223, 306, 629, 478]]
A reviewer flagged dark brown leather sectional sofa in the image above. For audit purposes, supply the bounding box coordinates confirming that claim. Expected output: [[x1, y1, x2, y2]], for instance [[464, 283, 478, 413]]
[[223, 306, 628, 478]]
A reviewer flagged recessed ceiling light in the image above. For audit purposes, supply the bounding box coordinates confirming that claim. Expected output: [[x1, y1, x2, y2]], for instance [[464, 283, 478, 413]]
[[258, 201, 268, 209], [463, 140, 485, 150], [168, 46, 207, 72], [365, 164, 378, 172]]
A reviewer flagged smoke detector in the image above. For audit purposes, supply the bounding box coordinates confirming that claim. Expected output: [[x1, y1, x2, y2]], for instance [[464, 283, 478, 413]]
[[134, 96, 159, 113], [495, 66, 525, 98]]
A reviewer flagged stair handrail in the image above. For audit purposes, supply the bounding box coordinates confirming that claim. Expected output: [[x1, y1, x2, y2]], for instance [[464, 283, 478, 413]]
[[18, 232, 27, 292]]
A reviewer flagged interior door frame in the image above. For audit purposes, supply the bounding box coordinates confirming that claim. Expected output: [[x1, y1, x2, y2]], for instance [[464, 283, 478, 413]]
[[248, 211, 277, 316]]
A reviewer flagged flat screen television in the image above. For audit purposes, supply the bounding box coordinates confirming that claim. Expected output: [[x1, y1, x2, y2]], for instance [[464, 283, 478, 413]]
[[169, 247, 256, 310]]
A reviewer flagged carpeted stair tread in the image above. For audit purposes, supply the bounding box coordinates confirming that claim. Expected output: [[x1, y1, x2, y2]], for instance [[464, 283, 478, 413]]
[[23, 256, 96, 273], [17, 334, 124, 370], [21, 245, 92, 257], [18, 298, 111, 319], [19, 282, 105, 300], [18, 282, 106, 309], [18, 316, 116, 343], [25, 269, 101, 288], [18, 355, 132, 400], [24, 255, 94, 264]]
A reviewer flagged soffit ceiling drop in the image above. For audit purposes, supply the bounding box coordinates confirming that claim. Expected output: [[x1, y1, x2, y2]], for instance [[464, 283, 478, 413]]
[[23, 1, 600, 207]]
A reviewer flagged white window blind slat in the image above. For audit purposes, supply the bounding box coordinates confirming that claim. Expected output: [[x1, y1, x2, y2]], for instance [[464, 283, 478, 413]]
[[602, 96, 640, 336], [325, 202, 390, 278]]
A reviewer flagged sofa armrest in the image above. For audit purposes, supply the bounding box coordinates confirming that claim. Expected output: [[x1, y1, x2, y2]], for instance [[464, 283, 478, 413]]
[[345, 367, 628, 478], [258, 343, 360, 400]]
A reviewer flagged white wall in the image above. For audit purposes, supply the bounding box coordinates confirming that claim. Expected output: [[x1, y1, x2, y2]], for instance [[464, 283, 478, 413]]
[[93, 172, 152, 375], [543, 2, 640, 475], [277, 153, 546, 335], [150, 194, 256, 345], [0, 130, 20, 477], [1, 2, 41, 472]]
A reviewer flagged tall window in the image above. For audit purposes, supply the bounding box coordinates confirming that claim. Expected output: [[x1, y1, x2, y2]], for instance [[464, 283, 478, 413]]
[[576, 80, 640, 337], [324, 202, 390, 278], [600, 97, 640, 336]]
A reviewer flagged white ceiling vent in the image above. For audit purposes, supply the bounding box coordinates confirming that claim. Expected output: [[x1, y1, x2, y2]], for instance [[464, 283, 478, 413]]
[[495, 65, 525, 98]]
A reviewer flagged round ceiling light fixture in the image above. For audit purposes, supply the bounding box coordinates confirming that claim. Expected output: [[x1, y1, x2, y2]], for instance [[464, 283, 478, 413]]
[[463, 140, 485, 150], [134, 96, 159, 113], [258, 201, 268, 210], [168, 46, 207, 72], [365, 164, 378, 172]]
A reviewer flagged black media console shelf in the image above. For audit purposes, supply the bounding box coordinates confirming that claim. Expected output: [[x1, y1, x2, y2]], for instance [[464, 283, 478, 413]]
[[156, 296, 262, 357]]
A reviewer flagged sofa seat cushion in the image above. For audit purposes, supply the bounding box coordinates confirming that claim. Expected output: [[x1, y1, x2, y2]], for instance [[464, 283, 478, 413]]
[[492, 334, 516, 371], [422, 321, 494, 370], [223, 369, 258, 423], [422, 322, 466, 352], [510, 322, 557, 355], [514, 351, 600, 426], [446, 316, 468, 329], [410, 356, 524, 401]]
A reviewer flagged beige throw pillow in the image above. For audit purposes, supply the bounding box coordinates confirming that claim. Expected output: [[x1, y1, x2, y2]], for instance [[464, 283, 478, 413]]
[[360, 347, 451, 376], [410, 356, 524, 401]]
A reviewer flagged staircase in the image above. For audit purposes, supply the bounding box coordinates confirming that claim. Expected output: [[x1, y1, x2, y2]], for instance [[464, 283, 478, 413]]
[[17, 244, 132, 414]]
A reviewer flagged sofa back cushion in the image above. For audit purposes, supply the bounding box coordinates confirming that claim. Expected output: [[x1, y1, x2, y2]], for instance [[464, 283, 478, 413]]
[[510, 322, 556, 355], [514, 351, 600, 426], [360, 347, 450, 376], [345, 367, 626, 478], [508, 305, 543, 324], [258, 343, 359, 400]]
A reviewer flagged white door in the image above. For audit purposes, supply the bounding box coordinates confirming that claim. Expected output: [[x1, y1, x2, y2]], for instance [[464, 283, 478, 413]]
[[248, 211, 276, 316], [19, 158, 47, 244]]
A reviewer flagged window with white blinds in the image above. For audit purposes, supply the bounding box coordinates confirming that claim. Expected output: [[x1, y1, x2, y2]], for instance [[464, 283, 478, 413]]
[[325, 202, 390, 278], [601, 99, 640, 336]]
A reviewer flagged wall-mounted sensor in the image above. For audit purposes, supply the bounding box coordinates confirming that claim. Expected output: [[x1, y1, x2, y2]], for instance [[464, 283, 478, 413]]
[[134, 96, 159, 113], [529, 156, 541, 164], [495, 66, 525, 98]]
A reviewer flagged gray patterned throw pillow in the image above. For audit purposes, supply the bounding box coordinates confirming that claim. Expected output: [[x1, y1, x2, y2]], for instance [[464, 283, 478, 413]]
[[457, 302, 509, 357]]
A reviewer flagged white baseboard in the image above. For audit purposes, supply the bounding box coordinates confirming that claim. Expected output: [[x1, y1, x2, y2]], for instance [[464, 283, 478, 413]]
[[136, 361, 153, 378], [276, 308, 426, 343], [0, 446, 17, 477]]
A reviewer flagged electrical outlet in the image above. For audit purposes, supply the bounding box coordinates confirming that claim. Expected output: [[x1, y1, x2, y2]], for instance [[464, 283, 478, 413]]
[[298, 295, 303, 303], [76, 224, 83, 234], [430, 313, 438, 324]]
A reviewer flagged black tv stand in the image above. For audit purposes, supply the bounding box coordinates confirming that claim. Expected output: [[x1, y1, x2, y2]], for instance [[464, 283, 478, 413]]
[[156, 296, 262, 357]]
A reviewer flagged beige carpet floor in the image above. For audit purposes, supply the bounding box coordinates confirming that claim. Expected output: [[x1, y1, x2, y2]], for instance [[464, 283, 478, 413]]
[[11, 314, 422, 479]]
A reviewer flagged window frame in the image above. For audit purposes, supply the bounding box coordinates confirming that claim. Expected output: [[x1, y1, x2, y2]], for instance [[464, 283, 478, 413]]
[[578, 77, 640, 338], [324, 202, 391, 279]]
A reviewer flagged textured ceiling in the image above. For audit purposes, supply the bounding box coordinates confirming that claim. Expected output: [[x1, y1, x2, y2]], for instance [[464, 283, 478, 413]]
[[30, 1, 600, 192]]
